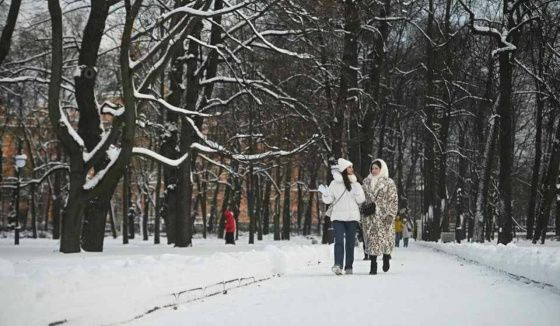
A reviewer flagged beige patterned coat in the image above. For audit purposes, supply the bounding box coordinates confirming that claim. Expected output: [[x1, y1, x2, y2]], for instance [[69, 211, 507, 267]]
[[361, 175, 399, 256]]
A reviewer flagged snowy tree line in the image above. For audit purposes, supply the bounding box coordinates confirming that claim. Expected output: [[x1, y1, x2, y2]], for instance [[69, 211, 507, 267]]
[[0, 0, 559, 253]]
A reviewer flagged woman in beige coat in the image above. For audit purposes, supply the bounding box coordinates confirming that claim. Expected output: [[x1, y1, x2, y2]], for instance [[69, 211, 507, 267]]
[[361, 159, 398, 274]]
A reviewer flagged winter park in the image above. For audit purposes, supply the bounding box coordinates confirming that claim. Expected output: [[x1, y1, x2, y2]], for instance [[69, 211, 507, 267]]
[[1, 0, 560, 325]]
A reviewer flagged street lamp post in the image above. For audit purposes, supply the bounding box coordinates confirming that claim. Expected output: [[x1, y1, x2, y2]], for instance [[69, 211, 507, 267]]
[[14, 146, 27, 246]]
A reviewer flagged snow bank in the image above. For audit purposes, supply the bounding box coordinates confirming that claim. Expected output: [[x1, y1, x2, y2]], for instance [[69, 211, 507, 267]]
[[419, 241, 560, 289], [0, 238, 330, 326]]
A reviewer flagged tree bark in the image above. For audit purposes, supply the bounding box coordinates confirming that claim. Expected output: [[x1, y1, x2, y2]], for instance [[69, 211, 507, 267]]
[[533, 111, 560, 244], [0, 0, 22, 65], [296, 167, 304, 233], [473, 101, 499, 242], [424, 0, 439, 241], [262, 177, 271, 235], [282, 161, 292, 240]]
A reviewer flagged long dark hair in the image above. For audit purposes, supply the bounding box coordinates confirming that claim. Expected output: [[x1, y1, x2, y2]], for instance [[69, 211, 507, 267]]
[[341, 169, 352, 191]]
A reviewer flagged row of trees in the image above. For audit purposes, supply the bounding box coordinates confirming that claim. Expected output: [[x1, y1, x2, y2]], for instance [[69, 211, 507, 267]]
[[0, 0, 559, 253]]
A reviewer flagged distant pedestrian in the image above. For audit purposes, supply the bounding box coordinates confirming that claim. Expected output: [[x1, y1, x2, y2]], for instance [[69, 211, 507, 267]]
[[394, 215, 403, 247], [224, 210, 236, 245], [402, 218, 411, 248], [361, 159, 398, 275]]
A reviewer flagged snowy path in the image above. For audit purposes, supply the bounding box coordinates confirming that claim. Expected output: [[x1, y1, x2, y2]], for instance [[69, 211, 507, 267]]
[[130, 242, 560, 326]]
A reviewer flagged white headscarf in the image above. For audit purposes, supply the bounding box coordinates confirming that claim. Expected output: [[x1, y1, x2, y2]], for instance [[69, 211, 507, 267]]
[[367, 158, 390, 190], [371, 159, 389, 178]]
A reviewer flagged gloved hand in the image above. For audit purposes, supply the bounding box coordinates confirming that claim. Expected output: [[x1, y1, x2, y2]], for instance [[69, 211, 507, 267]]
[[351, 184, 362, 196], [318, 184, 329, 196]]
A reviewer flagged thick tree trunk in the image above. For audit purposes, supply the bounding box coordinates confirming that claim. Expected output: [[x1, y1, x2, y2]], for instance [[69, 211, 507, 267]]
[[81, 193, 112, 251], [424, 0, 439, 241], [360, 1, 390, 177], [473, 102, 499, 242], [526, 92, 543, 239], [60, 164, 86, 253], [334, 0, 359, 159], [526, 37, 545, 238], [496, 51, 515, 245], [533, 113, 560, 244], [76, 2, 114, 252]]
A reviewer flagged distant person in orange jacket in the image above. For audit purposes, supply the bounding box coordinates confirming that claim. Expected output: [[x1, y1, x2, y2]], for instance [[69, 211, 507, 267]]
[[224, 210, 236, 245]]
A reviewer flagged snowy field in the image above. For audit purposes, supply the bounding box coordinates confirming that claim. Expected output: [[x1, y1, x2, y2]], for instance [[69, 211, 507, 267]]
[[1, 236, 559, 326]]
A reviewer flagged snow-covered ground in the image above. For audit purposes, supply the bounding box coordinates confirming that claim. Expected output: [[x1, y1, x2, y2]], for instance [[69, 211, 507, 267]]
[[1, 236, 559, 326], [419, 240, 560, 289]]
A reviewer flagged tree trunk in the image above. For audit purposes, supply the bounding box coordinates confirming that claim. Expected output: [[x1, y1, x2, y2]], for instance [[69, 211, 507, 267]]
[[359, 1, 391, 176], [208, 167, 222, 233], [154, 164, 162, 244], [76, 2, 116, 252], [0, 0, 22, 65], [218, 175, 231, 239], [274, 164, 282, 240], [533, 112, 560, 244], [282, 161, 292, 240], [81, 193, 112, 251], [424, 0, 439, 242], [262, 178, 271, 235], [474, 102, 499, 242], [30, 184, 37, 238], [297, 167, 304, 234], [143, 185, 150, 241], [556, 188, 560, 238], [256, 174, 263, 241], [496, 51, 515, 245], [122, 166, 130, 244], [526, 34, 545, 238], [304, 164, 317, 236], [109, 200, 117, 239]]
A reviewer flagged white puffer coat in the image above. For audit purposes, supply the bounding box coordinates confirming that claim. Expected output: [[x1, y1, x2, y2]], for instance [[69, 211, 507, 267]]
[[322, 171, 365, 222]]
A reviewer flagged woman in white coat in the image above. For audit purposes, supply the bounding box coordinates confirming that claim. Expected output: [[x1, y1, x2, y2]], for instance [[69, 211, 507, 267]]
[[319, 158, 366, 275]]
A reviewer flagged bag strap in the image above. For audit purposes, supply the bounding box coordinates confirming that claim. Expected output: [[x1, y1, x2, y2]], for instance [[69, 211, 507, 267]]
[[329, 189, 347, 210]]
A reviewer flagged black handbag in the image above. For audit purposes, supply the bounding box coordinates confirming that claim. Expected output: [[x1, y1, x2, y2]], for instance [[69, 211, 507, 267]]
[[360, 201, 376, 216]]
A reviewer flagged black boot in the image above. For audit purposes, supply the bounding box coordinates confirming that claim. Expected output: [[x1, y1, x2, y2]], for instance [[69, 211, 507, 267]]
[[363, 253, 369, 260], [382, 254, 390, 272], [369, 256, 377, 275]]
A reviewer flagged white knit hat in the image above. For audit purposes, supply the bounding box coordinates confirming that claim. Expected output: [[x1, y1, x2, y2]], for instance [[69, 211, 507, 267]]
[[337, 158, 353, 173]]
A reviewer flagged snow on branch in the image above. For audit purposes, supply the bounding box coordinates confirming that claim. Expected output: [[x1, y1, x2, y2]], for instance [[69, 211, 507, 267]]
[[230, 134, 319, 162], [58, 108, 85, 148], [83, 146, 121, 190], [132, 147, 190, 167], [198, 153, 237, 176], [162, 0, 253, 20], [100, 101, 124, 117], [83, 130, 111, 162], [201, 90, 250, 112], [225, 0, 312, 59], [134, 90, 211, 117]]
